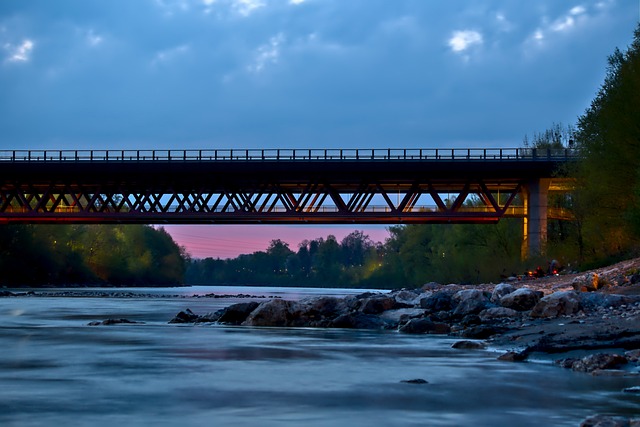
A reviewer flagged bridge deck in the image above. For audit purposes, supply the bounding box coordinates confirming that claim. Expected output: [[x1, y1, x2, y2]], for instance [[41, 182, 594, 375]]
[[0, 148, 577, 225]]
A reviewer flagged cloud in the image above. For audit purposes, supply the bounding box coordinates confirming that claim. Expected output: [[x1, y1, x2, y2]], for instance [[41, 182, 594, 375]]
[[247, 33, 284, 73], [151, 44, 190, 66], [232, 0, 265, 17], [290, 0, 305, 4], [85, 29, 103, 47], [526, 4, 591, 46], [448, 30, 483, 53], [153, 0, 191, 15], [4, 39, 34, 63], [569, 5, 587, 15], [495, 12, 514, 32]]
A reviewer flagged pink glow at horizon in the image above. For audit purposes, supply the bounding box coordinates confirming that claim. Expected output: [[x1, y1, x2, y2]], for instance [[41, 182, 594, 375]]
[[163, 225, 392, 259]]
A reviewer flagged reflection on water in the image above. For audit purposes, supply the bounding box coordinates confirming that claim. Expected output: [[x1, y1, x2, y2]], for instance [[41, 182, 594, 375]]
[[0, 286, 639, 426]]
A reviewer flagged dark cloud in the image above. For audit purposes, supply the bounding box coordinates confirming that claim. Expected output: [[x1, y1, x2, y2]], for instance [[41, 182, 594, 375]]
[[0, 0, 637, 149]]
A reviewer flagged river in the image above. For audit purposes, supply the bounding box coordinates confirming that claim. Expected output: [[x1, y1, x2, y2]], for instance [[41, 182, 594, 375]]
[[1, 286, 639, 426]]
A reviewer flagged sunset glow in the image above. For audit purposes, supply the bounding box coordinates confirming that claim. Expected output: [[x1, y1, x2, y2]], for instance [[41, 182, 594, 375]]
[[164, 225, 391, 259]]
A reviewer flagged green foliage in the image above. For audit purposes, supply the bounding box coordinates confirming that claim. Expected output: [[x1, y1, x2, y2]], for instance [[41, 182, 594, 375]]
[[0, 224, 186, 286], [574, 23, 640, 262], [185, 222, 528, 288], [523, 122, 576, 149]]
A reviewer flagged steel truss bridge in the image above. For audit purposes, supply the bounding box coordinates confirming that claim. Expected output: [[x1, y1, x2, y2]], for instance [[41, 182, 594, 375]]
[[0, 148, 577, 256]]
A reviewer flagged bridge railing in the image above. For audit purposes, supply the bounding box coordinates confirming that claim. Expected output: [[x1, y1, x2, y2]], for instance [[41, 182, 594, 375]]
[[0, 148, 579, 162]]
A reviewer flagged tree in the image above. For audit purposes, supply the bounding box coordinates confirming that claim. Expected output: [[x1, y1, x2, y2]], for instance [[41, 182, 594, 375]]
[[575, 23, 640, 261]]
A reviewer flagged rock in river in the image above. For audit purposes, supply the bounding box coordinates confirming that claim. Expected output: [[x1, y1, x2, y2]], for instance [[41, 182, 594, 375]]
[[398, 318, 451, 334], [217, 302, 260, 325], [530, 291, 581, 318], [499, 288, 543, 311], [241, 299, 300, 327]]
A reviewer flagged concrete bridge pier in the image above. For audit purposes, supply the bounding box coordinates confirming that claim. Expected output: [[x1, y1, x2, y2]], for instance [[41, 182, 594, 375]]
[[521, 178, 551, 259]]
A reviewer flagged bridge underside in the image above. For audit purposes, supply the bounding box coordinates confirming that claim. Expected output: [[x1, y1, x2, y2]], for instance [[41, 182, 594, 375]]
[[0, 156, 574, 257], [0, 179, 526, 224]]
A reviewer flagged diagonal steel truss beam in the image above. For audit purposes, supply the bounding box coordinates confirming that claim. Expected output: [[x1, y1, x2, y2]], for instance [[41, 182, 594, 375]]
[[0, 177, 561, 224]]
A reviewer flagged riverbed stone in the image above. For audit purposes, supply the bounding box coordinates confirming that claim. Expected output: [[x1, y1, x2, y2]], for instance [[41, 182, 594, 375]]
[[241, 299, 301, 327], [451, 340, 487, 350], [452, 289, 491, 317], [329, 312, 388, 330], [398, 318, 451, 334], [490, 283, 515, 303], [420, 289, 456, 312], [459, 314, 482, 326], [580, 414, 633, 427], [390, 289, 425, 305], [571, 353, 628, 373], [499, 288, 543, 311], [359, 295, 399, 314], [379, 308, 425, 323], [459, 325, 509, 339], [401, 378, 428, 384], [497, 350, 527, 362], [169, 308, 200, 323], [573, 273, 601, 292], [217, 302, 260, 325], [479, 307, 520, 322], [88, 318, 143, 326], [530, 291, 581, 318], [579, 293, 640, 312], [625, 349, 640, 362], [300, 296, 347, 318]]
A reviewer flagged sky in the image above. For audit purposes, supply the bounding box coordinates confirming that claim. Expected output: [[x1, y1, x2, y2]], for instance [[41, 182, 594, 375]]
[[1, 0, 638, 258]]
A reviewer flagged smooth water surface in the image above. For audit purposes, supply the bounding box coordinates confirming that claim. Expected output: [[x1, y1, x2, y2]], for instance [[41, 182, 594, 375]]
[[1, 286, 639, 426]]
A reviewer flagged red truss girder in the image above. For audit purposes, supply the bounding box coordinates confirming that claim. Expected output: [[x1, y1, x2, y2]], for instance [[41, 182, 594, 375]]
[[0, 177, 532, 224]]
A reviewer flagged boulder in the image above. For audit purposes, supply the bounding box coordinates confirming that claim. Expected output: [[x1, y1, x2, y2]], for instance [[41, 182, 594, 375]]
[[169, 308, 200, 323], [579, 293, 640, 311], [580, 414, 633, 427], [625, 349, 640, 362], [359, 295, 399, 314], [459, 314, 482, 326], [451, 340, 487, 350], [490, 283, 515, 303], [0, 290, 15, 297], [479, 307, 520, 322], [459, 325, 508, 339], [379, 308, 425, 323], [398, 318, 451, 334], [572, 353, 628, 373], [420, 289, 456, 312], [497, 351, 528, 362], [329, 313, 389, 330], [300, 296, 347, 318], [554, 358, 579, 369], [573, 272, 601, 292], [429, 310, 452, 322], [421, 282, 442, 291], [400, 378, 428, 384], [390, 289, 426, 306], [452, 289, 491, 317], [241, 299, 300, 327], [217, 302, 260, 325], [88, 318, 143, 326], [530, 291, 581, 318], [499, 288, 543, 311]]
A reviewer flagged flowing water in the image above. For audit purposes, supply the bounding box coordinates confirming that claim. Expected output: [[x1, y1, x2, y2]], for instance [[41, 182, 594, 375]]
[[1, 286, 639, 426]]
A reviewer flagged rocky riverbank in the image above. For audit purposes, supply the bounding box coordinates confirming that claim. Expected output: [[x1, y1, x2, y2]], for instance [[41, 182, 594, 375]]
[[168, 257, 640, 427]]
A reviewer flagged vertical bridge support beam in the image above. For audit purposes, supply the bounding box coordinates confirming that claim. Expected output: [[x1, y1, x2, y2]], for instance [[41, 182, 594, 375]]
[[521, 178, 551, 259]]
